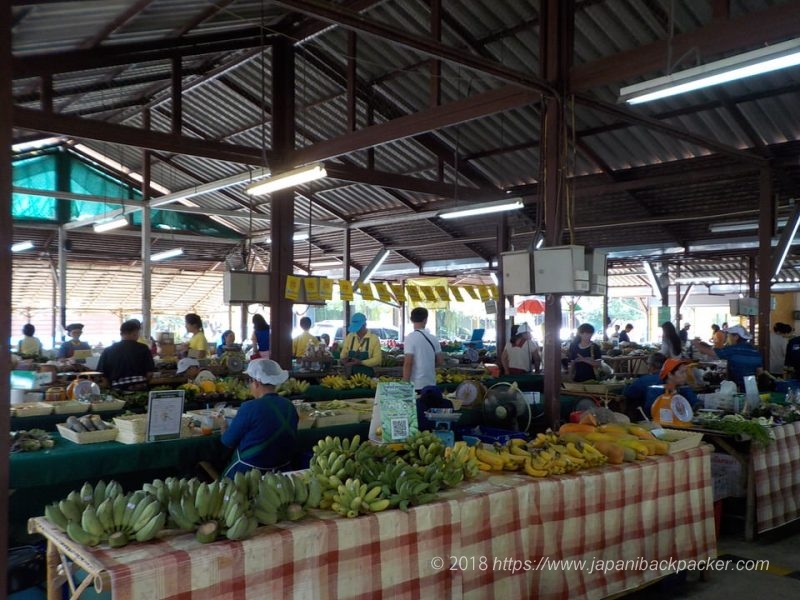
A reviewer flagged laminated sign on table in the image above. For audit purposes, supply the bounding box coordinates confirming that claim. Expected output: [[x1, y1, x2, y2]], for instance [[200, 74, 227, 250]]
[[374, 381, 417, 442], [146, 390, 185, 442]]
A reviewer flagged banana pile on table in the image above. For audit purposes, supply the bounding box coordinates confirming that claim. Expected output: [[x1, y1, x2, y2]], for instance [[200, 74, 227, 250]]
[[319, 374, 378, 390], [10, 428, 54, 452], [471, 435, 608, 477], [276, 377, 311, 396], [307, 432, 480, 515], [44, 480, 166, 548]]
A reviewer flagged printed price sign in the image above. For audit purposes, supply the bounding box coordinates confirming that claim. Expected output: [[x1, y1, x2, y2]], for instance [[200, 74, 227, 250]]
[[374, 381, 417, 442]]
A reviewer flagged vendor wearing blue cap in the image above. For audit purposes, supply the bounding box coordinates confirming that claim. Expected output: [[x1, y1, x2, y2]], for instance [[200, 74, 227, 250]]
[[220, 359, 298, 478], [340, 312, 381, 377]]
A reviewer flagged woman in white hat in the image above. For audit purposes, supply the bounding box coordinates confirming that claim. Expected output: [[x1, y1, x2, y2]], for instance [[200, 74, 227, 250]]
[[220, 359, 298, 478]]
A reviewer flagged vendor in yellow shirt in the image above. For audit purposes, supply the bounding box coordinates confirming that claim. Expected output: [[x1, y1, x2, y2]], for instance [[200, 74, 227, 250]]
[[178, 313, 208, 358], [292, 316, 320, 359], [340, 312, 381, 377]]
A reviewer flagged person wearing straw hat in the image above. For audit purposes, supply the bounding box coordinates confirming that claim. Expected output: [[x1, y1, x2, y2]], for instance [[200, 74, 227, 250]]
[[693, 324, 763, 391], [220, 359, 298, 478]]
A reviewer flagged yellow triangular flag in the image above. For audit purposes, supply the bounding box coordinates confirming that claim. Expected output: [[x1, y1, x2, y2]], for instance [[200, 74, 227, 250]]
[[478, 285, 491, 302], [358, 282, 375, 301], [420, 286, 437, 302], [390, 283, 406, 303], [319, 278, 333, 300], [339, 280, 354, 301], [285, 275, 301, 301], [450, 286, 464, 302], [463, 285, 480, 300], [488, 284, 499, 300], [373, 282, 393, 302], [407, 286, 422, 302], [434, 285, 450, 302], [303, 277, 320, 302]]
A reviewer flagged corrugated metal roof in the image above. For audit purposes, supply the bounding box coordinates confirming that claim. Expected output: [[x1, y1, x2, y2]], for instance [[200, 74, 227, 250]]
[[10, 0, 800, 314]]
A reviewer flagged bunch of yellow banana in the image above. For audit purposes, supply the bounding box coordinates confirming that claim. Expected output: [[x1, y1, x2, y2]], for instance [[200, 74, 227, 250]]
[[348, 373, 376, 390], [531, 431, 560, 448], [276, 377, 311, 396], [320, 374, 349, 389], [331, 477, 389, 518]]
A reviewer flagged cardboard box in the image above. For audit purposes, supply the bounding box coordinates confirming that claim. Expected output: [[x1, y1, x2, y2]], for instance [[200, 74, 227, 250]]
[[159, 343, 176, 357]]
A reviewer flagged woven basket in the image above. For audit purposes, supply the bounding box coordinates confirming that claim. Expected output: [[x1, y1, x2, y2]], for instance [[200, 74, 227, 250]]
[[562, 382, 585, 392], [90, 398, 127, 412], [46, 400, 89, 415], [11, 402, 54, 417], [57, 423, 118, 444]]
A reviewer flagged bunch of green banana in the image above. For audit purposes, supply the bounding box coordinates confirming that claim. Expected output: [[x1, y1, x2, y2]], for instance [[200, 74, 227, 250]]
[[61, 490, 166, 548], [44, 479, 125, 532], [232, 468, 263, 501], [389, 476, 436, 512], [142, 477, 196, 509], [253, 473, 312, 525], [220, 488, 259, 541], [168, 479, 231, 543], [331, 477, 389, 518], [400, 431, 443, 463]]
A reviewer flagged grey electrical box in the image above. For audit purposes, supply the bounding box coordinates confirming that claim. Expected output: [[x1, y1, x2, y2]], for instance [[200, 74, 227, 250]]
[[534, 245, 586, 294], [223, 271, 270, 304], [501, 250, 535, 295], [586, 250, 608, 295]]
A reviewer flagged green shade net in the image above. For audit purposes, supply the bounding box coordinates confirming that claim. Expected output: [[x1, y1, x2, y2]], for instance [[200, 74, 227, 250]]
[[12, 155, 57, 220], [12, 150, 240, 238]]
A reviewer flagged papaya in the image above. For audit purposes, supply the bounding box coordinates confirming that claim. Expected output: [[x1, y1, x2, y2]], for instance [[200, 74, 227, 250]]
[[637, 439, 669, 455], [597, 424, 629, 434], [578, 412, 598, 426], [590, 441, 625, 464], [627, 425, 657, 440], [558, 423, 596, 435], [583, 432, 620, 443]]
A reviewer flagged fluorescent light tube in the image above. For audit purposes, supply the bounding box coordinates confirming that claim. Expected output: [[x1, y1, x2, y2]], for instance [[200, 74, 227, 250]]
[[246, 163, 327, 196], [675, 277, 720, 285], [440, 200, 523, 220], [11, 241, 34, 252], [263, 232, 310, 244], [93, 217, 128, 233], [151, 247, 183, 262], [309, 260, 343, 268], [620, 38, 800, 104], [710, 217, 788, 233]]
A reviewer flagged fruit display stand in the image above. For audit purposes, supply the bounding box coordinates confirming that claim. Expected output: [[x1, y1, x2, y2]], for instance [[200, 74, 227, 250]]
[[9, 423, 369, 545], [28, 446, 714, 600]]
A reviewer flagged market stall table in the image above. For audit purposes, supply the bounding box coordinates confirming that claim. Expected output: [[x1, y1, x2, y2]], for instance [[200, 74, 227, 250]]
[[702, 421, 800, 540], [29, 446, 715, 600]]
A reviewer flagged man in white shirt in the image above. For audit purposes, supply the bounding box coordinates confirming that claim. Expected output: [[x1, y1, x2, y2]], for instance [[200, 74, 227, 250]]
[[402, 307, 443, 391]]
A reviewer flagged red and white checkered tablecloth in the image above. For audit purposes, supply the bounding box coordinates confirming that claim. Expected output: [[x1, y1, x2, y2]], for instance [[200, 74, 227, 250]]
[[752, 421, 800, 534], [33, 446, 715, 600]]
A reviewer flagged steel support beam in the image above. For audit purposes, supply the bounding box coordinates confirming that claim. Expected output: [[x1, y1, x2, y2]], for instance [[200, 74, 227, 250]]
[[289, 85, 538, 166], [269, 36, 295, 369], [13, 106, 266, 165], [540, 0, 571, 430], [570, 1, 800, 91]]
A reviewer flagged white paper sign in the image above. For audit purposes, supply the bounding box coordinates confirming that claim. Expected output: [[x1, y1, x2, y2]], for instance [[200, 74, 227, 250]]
[[146, 390, 185, 442]]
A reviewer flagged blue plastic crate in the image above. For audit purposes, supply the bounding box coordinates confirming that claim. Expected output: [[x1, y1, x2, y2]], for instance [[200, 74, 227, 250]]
[[458, 426, 527, 445]]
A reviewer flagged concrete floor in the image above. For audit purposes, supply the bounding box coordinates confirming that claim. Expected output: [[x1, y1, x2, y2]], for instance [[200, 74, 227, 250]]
[[624, 518, 800, 599]]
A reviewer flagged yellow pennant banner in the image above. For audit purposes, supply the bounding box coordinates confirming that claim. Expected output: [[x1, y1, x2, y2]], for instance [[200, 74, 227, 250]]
[[303, 277, 320, 303], [478, 285, 491, 302], [285, 275, 301, 301], [319, 278, 334, 300], [339, 280, 354, 301], [407, 286, 422, 303], [434, 285, 450, 302], [390, 283, 406, 304], [488, 284, 499, 300], [420, 286, 437, 302], [463, 285, 480, 300], [450, 286, 464, 302], [358, 282, 375, 301], [373, 282, 393, 303]]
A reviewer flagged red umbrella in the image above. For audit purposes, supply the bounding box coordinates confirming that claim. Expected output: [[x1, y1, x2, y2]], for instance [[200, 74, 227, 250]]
[[516, 298, 546, 314]]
